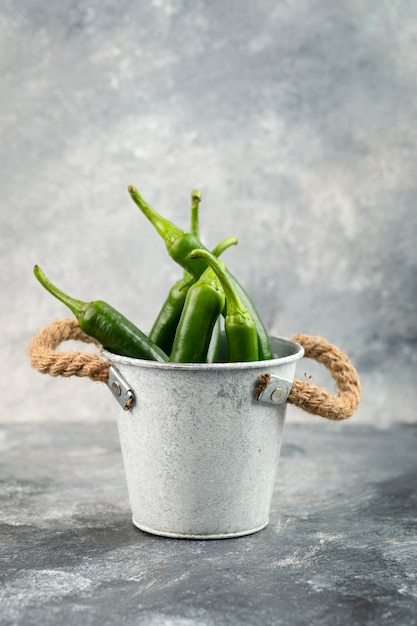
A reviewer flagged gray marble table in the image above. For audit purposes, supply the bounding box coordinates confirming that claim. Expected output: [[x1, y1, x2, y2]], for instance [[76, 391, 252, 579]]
[[1, 422, 416, 626]]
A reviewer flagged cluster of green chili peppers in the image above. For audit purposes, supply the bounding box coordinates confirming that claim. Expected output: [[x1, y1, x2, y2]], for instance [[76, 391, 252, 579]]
[[34, 186, 273, 364]]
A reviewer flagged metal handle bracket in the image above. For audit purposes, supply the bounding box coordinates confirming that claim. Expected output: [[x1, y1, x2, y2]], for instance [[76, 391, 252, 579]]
[[106, 366, 135, 411], [257, 375, 293, 406]]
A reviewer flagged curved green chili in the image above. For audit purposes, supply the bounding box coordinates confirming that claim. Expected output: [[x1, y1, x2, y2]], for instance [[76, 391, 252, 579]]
[[190, 250, 259, 362], [169, 265, 225, 363], [33, 265, 168, 362], [128, 185, 273, 360]]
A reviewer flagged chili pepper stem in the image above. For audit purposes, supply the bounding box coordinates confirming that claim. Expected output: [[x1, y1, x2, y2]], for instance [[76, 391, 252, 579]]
[[211, 237, 238, 257], [34, 265, 85, 318], [190, 189, 202, 238], [128, 185, 184, 249]]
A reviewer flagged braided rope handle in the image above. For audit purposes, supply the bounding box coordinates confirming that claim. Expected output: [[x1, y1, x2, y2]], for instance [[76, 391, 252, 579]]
[[29, 318, 110, 383], [287, 333, 361, 421], [29, 319, 361, 420]]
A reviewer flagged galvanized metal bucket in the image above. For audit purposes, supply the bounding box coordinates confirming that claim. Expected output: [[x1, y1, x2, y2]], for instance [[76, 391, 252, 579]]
[[103, 335, 304, 539], [30, 319, 361, 538]]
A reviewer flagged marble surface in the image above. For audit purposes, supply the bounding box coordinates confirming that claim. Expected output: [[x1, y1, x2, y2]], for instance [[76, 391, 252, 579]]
[[1, 421, 416, 625]]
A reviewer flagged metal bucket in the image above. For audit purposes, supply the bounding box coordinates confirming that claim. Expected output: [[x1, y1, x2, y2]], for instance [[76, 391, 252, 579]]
[[103, 335, 304, 539]]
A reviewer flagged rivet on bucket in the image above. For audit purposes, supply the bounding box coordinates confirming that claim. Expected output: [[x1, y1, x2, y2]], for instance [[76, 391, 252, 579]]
[[256, 373, 293, 405]]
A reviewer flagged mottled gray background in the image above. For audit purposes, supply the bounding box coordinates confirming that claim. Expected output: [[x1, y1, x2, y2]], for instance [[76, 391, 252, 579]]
[[2, 0, 416, 424]]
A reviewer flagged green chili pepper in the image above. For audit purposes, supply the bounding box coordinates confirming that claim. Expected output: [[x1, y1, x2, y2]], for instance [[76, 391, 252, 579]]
[[128, 185, 273, 360], [149, 189, 202, 354], [190, 249, 259, 362], [148, 273, 195, 355], [33, 265, 169, 362], [149, 236, 238, 355], [169, 264, 225, 363], [225, 272, 271, 359]]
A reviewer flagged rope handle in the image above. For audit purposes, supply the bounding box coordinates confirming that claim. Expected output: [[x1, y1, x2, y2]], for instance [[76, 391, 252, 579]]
[[257, 333, 361, 421], [29, 318, 110, 383], [29, 319, 361, 420]]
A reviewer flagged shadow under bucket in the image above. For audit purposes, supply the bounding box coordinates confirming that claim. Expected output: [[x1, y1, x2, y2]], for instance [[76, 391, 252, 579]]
[[104, 336, 304, 539]]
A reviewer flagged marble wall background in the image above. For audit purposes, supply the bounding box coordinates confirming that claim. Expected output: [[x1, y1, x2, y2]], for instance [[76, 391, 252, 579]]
[[2, 0, 416, 424]]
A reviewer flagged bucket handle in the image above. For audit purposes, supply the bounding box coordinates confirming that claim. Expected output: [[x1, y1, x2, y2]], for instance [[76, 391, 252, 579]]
[[256, 333, 361, 421], [29, 318, 111, 382], [29, 319, 361, 421]]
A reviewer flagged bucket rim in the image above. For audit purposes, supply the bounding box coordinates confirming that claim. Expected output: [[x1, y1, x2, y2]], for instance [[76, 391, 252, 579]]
[[102, 335, 304, 371]]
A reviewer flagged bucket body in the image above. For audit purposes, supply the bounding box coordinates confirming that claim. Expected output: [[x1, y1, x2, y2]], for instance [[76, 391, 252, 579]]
[[104, 336, 303, 539]]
